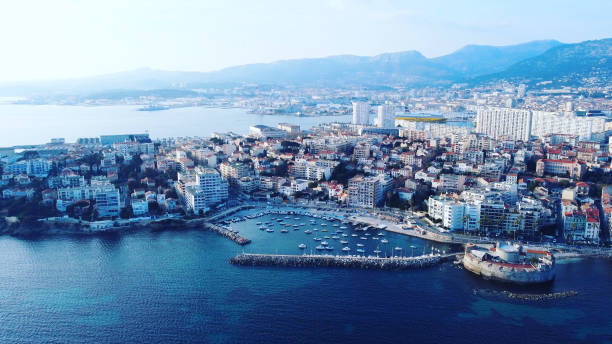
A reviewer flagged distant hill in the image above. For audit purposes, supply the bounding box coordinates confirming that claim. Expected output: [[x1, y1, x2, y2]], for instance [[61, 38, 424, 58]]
[[476, 38, 612, 87], [199, 50, 458, 86], [1, 38, 610, 97], [431, 40, 562, 76]]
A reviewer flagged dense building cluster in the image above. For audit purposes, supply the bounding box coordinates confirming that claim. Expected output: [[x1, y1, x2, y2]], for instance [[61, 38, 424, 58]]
[[1, 89, 611, 244]]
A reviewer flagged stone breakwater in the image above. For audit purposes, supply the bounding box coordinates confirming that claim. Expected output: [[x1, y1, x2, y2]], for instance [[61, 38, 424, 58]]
[[473, 289, 578, 301], [230, 253, 457, 270], [203, 223, 251, 245]]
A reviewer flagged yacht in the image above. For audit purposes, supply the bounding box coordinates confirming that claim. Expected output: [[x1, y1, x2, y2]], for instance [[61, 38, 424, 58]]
[[331, 235, 339, 240], [280, 229, 288, 233], [321, 229, 328, 232], [356, 243, 364, 247], [315, 245, 325, 250], [321, 241, 329, 246], [304, 230, 312, 234], [325, 246, 334, 251], [340, 240, 348, 245], [381, 239, 389, 244], [360, 237, 368, 240], [313, 237, 322, 241], [373, 249, 381, 254], [356, 249, 365, 253], [266, 228, 274, 233], [372, 237, 379, 240], [351, 234, 358, 237], [394, 247, 402, 251], [324, 236, 330, 239], [342, 234, 348, 237], [298, 244, 306, 249], [377, 232, 385, 236], [342, 247, 350, 252]]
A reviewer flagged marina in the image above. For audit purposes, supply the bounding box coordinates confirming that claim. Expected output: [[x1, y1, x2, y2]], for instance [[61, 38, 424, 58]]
[[213, 207, 458, 257]]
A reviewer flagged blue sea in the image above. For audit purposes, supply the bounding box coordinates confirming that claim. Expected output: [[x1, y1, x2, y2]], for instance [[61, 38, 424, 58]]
[[0, 211, 611, 343]]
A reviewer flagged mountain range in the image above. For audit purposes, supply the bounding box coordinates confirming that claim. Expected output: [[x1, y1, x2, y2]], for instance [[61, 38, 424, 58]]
[[1, 38, 609, 97]]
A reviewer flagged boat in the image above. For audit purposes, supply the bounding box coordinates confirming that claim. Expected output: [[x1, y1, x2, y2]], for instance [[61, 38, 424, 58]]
[[315, 245, 325, 250], [313, 237, 322, 241], [377, 232, 385, 236], [394, 247, 402, 251], [313, 228, 319, 231], [381, 239, 389, 244], [320, 223, 327, 226], [321, 229, 328, 232], [331, 235, 339, 240], [304, 230, 312, 234], [259, 226, 266, 230], [280, 229, 289, 233], [325, 246, 334, 251], [360, 237, 367, 240], [365, 233, 371, 236], [356, 243, 364, 247], [342, 234, 348, 237], [351, 234, 358, 237], [342, 247, 350, 252], [298, 244, 306, 249], [321, 241, 329, 246], [356, 249, 365, 253], [373, 250, 381, 254], [266, 229, 274, 233], [340, 240, 348, 245], [340, 226, 347, 229], [324, 236, 330, 239], [372, 237, 379, 240]]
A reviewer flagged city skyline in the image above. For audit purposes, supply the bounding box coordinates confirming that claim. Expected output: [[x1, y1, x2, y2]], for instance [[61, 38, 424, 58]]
[[0, 0, 610, 82]]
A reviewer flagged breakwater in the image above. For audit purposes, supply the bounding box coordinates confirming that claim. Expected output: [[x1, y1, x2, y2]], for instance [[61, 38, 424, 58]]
[[203, 223, 251, 245], [473, 289, 578, 301], [230, 253, 457, 270]]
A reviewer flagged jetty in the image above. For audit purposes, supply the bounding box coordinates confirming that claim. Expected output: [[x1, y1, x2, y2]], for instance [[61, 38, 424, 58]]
[[230, 253, 458, 270], [203, 223, 251, 245]]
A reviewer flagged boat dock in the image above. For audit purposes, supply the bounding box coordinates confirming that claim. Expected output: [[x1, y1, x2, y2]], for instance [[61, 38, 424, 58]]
[[230, 253, 459, 270]]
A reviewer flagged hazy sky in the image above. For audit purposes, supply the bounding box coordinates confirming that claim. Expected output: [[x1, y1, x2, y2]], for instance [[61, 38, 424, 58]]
[[0, 0, 609, 82]]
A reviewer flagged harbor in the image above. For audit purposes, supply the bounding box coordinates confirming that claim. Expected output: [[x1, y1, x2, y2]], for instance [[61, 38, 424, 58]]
[[230, 252, 458, 270]]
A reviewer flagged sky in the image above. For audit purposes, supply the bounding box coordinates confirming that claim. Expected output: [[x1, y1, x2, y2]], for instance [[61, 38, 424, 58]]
[[0, 0, 610, 82]]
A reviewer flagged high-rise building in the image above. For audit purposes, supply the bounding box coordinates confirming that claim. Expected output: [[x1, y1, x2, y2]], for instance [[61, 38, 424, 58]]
[[376, 104, 395, 128], [352, 102, 370, 125], [531, 111, 605, 140], [475, 107, 532, 141]]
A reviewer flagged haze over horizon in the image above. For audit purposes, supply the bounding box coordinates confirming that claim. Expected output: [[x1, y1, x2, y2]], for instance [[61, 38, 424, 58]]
[[1, 0, 610, 82]]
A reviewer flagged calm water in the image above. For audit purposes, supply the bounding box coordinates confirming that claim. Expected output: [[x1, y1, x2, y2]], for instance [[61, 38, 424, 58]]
[[0, 104, 351, 146], [0, 210, 611, 343]]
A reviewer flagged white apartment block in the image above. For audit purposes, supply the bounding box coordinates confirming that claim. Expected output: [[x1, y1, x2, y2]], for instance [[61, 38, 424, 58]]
[[352, 101, 370, 125], [377, 104, 395, 128], [184, 167, 229, 214], [475, 107, 532, 142], [531, 111, 606, 140]]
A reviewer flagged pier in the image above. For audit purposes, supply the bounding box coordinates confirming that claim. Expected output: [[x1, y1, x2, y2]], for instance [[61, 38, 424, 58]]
[[203, 223, 251, 245], [230, 253, 458, 270]]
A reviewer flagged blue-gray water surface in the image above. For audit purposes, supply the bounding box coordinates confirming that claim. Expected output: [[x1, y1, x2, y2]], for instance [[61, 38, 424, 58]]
[[0, 211, 611, 343]]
